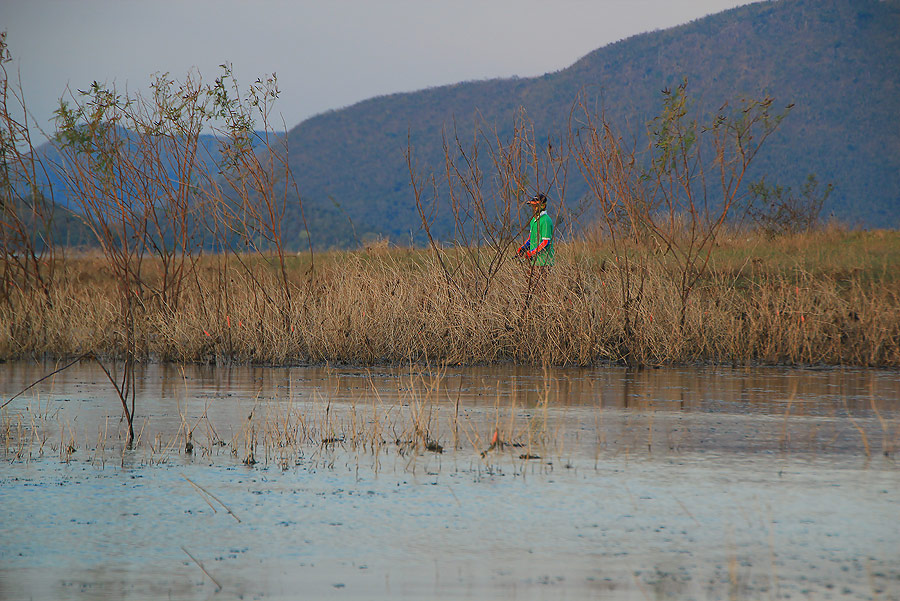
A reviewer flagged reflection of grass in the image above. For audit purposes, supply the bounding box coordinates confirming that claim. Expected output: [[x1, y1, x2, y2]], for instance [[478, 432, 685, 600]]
[[3, 364, 897, 467], [216, 371, 555, 471], [0, 367, 576, 470], [843, 394, 900, 459], [1, 229, 898, 367]]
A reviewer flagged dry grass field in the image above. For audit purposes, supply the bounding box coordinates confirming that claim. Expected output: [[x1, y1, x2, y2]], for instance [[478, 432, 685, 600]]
[[2, 227, 897, 368]]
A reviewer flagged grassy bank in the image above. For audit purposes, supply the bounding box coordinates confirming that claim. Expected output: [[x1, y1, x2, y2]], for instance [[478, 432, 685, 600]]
[[1, 228, 898, 367]]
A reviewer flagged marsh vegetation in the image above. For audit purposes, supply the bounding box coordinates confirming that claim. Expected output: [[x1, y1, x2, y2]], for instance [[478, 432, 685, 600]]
[[1, 227, 898, 368], [2, 27, 899, 601], [3, 42, 896, 374]]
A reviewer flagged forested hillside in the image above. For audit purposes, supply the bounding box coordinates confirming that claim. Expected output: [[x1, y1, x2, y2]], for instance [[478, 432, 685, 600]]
[[280, 0, 899, 249]]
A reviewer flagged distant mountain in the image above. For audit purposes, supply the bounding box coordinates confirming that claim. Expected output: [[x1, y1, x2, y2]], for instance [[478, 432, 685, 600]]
[[34, 131, 227, 211], [279, 0, 900, 249], [30, 130, 274, 251], [33, 0, 900, 251]]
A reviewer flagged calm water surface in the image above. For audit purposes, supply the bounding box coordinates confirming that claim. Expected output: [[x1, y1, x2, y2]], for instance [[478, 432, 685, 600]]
[[1, 361, 898, 600]]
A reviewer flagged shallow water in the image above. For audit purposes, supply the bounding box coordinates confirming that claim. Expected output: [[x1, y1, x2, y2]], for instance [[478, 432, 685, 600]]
[[1, 361, 899, 600]]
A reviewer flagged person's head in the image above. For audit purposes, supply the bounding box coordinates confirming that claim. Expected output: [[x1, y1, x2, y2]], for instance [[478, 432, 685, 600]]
[[527, 193, 547, 216]]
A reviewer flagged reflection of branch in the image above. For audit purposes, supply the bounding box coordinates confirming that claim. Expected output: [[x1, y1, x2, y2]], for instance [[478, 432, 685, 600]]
[[0, 353, 89, 410], [92, 355, 135, 445], [0, 353, 137, 446], [842, 399, 871, 458]]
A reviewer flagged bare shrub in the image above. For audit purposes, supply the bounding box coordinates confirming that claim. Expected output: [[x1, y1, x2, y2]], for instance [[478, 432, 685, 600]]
[[571, 80, 792, 363], [0, 33, 57, 307], [745, 173, 834, 238], [49, 66, 307, 441], [408, 109, 568, 307]]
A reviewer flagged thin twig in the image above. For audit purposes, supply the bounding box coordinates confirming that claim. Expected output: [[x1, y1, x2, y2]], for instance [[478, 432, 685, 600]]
[[184, 480, 219, 514], [181, 546, 222, 590], [181, 473, 242, 522]]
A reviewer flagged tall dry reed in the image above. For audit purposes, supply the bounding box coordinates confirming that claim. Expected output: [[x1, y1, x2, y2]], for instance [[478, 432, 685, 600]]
[[1, 229, 897, 367]]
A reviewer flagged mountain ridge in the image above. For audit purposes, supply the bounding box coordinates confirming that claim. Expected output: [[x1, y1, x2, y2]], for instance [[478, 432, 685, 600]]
[[30, 0, 900, 250], [277, 0, 899, 249]]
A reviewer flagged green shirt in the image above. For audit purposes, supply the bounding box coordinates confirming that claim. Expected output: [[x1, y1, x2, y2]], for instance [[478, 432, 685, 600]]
[[529, 211, 554, 266]]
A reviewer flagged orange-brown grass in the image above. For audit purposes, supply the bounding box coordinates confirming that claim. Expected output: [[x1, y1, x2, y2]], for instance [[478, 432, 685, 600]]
[[1, 228, 898, 367]]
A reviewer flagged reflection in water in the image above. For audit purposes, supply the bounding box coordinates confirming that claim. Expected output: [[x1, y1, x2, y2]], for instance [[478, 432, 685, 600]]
[[3, 360, 898, 413], [1, 360, 898, 461], [1, 361, 899, 600]]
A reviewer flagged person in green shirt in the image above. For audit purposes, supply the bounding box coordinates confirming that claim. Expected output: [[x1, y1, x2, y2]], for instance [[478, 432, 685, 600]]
[[516, 193, 554, 267]]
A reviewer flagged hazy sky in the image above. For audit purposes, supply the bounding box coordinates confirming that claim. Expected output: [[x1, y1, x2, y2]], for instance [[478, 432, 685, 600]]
[[5, 0, 756, 136]]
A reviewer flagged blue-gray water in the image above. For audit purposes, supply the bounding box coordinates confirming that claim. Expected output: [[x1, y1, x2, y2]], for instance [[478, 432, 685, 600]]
[[1, 362, 898, 600]]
